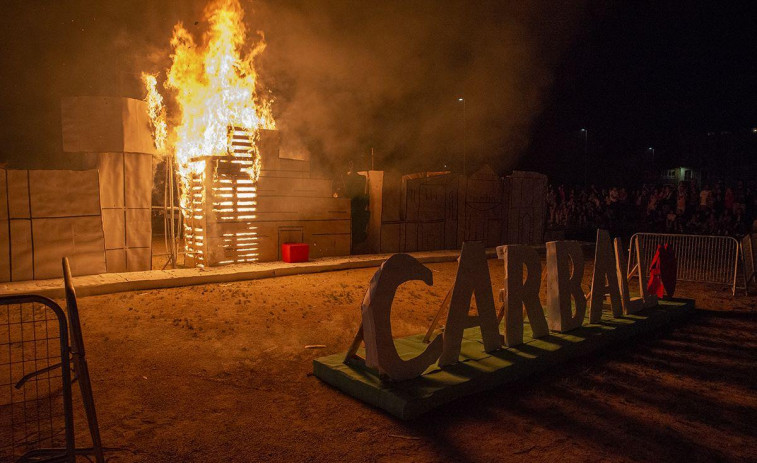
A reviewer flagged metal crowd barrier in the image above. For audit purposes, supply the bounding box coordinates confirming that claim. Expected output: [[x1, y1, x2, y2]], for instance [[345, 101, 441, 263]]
[[0, 258, 105, 463], [628, 233, 742, 295], [742, 234, 757, 293], [0, 295, 75, 462]]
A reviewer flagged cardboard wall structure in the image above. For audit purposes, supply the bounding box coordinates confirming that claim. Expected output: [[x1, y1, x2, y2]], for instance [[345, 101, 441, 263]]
[[503, 171, 548, 246], [2, 97, 345, 277], [61, 96, 154, 273], [399, 171, 461, 252], [460, 166, 505, 247], [184, 129, 350, 267], [62, 97, 158, 156], [359, 167, 547, 254], [0, 169, 107, 281], [89, 152, 152, 273]]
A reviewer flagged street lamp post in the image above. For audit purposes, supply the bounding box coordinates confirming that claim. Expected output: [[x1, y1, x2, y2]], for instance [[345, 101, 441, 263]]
[[458, 97, 466, 176]]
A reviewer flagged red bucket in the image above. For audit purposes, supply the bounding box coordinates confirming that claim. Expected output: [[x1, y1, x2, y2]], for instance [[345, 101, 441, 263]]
[[282, 243, 309, 263]]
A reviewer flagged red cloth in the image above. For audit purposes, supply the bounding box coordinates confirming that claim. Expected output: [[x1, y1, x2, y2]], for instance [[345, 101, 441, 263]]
[[647, 246, 665, 298], [647, 244, 677, 298]]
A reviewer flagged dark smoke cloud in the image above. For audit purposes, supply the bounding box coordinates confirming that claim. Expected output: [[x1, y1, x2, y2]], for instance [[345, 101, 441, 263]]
[[0, 0, 586, 174]]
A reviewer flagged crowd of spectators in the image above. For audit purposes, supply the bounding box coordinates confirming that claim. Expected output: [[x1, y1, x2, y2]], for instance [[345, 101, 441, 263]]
[[547, 180, 757, 239]]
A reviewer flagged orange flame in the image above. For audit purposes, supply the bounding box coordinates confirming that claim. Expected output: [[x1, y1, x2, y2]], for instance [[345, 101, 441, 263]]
[[143, 0, 274, 266], [145, 0, 275, 204], [141, 72, 167, 154]]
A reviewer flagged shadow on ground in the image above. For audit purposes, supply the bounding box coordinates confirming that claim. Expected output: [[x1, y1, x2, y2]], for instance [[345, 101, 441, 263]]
[[402, 309, 757, 463]]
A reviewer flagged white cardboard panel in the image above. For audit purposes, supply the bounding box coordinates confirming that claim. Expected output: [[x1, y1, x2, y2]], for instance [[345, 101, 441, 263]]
[[258, 129, 281, 164], [278, 227, 304, 244], [102, 208, 125, 250], [278, 132, 309, 161], [31, 217, 106, 279], [125, 208, 151, 248], [216, 219, 349, 236], [380, 222, 401, 253], [124, 153, 152, 208], [258, 170, 309, 179], [9, 219, 33, 281], [7, 170, 30, 219], [61, 96, 124, 153], [278, 158, 309, 172], [256, 236, 277, 262], [381, 172, 403, 222], [60, 152, 100, 170], [0, 219, 10, 282], [359, 170, 383, 254], [503, 171, 547, 245], [28, 170, 101, 218], [105, 249, 127, 273], [126, 247, 151, 272], [255, 176, 332, 197], [62, 97, 158, 155], [122, 98, 159, 155], [255, 196, 350, 215], [97, 153, 124, 208], [278, 146, 310, 161], [0, 170, 7, 220], [309, 234, 350, 259]]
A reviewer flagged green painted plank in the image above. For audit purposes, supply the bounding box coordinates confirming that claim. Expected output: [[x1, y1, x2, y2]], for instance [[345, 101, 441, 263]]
[[313, 299, 694, 419]]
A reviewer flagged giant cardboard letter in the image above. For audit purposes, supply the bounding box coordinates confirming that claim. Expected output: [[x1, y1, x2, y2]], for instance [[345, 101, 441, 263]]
[[438, 241, 502, 366], [589, 230, 623, 323], [629, 237, 658, 308], [546, 240, 587, 332], [614, 237, 644, 314], [362, 254, 443, 381], [502, 245, 549, 346]]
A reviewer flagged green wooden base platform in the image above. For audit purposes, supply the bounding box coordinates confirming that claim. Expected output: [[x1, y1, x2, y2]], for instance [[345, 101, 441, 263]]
[[313, 299, 695, 420]]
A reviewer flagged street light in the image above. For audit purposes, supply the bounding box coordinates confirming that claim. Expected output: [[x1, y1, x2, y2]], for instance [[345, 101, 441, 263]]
[[648, 147, 655, 165], [458, 97, 466, 176]]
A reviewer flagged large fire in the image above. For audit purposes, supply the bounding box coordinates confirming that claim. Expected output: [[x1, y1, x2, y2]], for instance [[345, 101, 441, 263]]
[[144, 0, 277, 266], [165, 0, 275, 184], [144, 0, 276, 200], [141, 73, 167, 154]]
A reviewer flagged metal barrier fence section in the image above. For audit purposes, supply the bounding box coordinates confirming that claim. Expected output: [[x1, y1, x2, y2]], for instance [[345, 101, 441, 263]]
[[628, 233, 741, 295], [62, 258, 105, 463], [0, 296, 74, 463], [742, 234, 757, 293]]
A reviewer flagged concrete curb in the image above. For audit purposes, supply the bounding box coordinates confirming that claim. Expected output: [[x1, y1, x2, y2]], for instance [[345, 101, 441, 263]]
[[0, 249, 499, 299], [0, 242, 594, 299]]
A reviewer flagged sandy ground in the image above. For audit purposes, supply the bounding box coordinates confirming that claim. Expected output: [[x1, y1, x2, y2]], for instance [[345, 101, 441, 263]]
[[63, 258, 756, 462]]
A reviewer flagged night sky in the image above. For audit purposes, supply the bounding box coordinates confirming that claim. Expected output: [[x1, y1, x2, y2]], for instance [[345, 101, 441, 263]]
[[523, 1, 757, 184], [0, 1, 755, 184]]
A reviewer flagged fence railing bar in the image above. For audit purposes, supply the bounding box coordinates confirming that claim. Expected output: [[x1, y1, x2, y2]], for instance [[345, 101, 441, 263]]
[[628, 232, 741, 295]]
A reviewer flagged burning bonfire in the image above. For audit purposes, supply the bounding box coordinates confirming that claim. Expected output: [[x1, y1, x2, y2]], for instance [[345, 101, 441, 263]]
[[143, 0, 276, 266]]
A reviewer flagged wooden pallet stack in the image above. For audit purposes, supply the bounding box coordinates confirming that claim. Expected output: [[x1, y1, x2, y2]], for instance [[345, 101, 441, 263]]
[[183, 154, 260, 267], [183, 129, 351, 267]]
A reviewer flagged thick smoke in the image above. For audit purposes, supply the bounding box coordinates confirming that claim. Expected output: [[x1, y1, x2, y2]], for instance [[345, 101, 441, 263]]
[[0, 0, 585, 174]]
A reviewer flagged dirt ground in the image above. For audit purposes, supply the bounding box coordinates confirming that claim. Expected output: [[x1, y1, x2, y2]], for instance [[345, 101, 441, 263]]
[[66, 258, 756, 462]]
